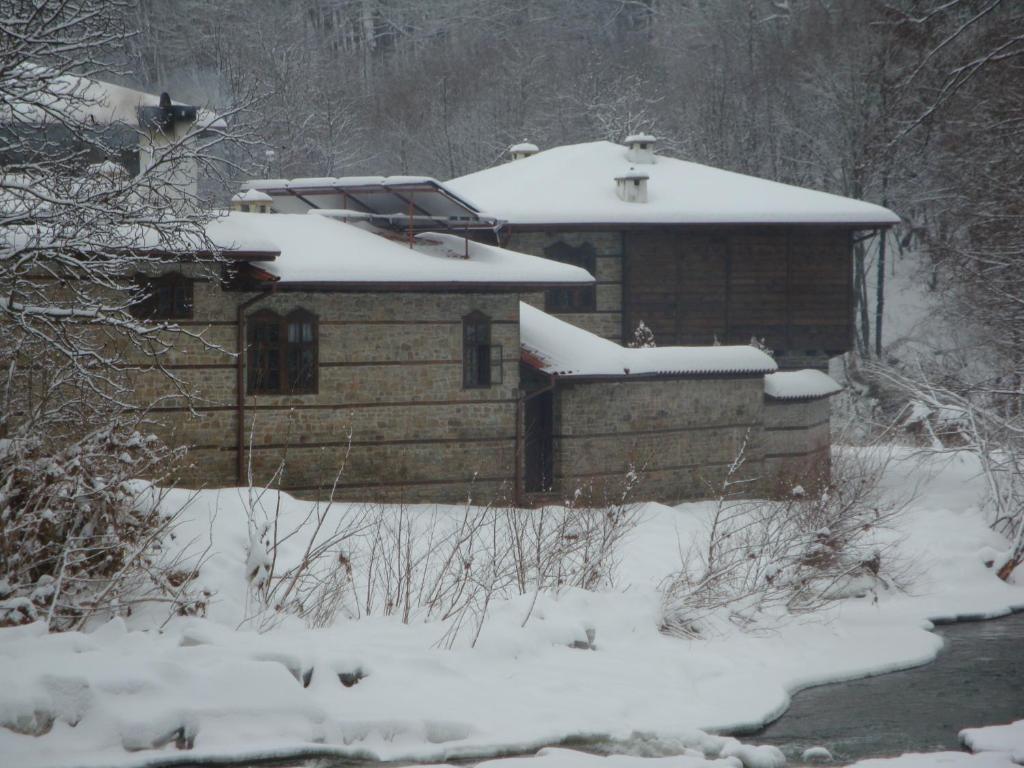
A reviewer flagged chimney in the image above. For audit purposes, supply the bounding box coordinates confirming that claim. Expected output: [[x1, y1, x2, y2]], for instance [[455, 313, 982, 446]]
[[615, 167, 649, 203], [231, 188, 274, 213], [509, 140, 539, 161], [136, 91, 202, 204], [624, 133, 657, 164]]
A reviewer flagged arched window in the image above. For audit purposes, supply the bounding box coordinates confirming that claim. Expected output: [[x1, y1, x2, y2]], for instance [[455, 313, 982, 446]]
[[132, 272, 193, 319], [248, 309, 283, 395], [247, 308, 319, 395], [286, 309, 318, 394], [463, 310, 500, 389]]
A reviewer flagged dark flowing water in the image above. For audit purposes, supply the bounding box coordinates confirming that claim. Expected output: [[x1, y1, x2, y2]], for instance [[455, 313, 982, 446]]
[[216, 612, 1024, 768], [751, 611, 1024, 765]]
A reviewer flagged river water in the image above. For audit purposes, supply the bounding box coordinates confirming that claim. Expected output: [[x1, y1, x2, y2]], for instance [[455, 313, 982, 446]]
[[749, 610, 1024, 764], [229, 612, 1024, 768]]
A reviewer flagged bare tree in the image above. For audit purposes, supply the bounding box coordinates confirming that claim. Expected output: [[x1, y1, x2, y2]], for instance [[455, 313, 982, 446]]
[[0, 0, 251, 628]]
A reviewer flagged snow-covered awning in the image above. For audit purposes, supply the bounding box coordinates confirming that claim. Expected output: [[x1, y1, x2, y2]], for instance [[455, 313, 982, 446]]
[[764, 370, 842, 401], [520, 302, 777, 379], [448, 141, 899, 227], [242, 176, 492, 232]]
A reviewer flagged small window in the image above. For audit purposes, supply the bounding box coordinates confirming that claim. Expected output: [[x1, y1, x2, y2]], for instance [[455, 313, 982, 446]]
[[132, 273, 193, 319], [543, 241, 597, 313], [463, 311, 501, 388], [247, 308, 318, 395], [240, 203, 251, 212]]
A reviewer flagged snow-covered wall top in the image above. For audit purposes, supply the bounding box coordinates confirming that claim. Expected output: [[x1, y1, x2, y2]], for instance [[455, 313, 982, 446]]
[[520, 302, 777, 377], [211, 213, 595, 286], [448, 141, 899, 227], [763, 370, 843, 400]]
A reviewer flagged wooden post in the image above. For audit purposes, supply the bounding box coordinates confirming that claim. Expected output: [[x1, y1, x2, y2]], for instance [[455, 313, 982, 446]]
[[875, 222, 886, 358]]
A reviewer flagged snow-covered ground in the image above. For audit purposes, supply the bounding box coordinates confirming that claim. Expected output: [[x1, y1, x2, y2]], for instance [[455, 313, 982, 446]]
[[1, 448, 1021, 768]]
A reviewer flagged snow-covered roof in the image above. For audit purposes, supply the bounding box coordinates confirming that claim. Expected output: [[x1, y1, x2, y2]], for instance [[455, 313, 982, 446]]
[[520, 302, 777, 378], [510, 142, 539, 153], [448, 141, 899, 227], [212, 212, 594, 287], [764, 370, 842, 401], [2, 64, 224, 131], [624, 133, 657, 144]]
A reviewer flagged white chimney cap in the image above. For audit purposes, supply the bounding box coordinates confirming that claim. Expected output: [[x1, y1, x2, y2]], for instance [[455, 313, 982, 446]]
[[615, 166, 650, 181], [232, 189, 274, 203], [510, 141, 539, 154], [624, 133, 657, 145]]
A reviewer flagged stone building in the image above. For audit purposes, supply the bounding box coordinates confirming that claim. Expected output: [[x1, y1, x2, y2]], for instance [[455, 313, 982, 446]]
[[4, 73, 860, 503], [140, 195, 837, 502], [138, 206, 593, 502], [446, 138, 900, 371], [517, 301, 839, 500], [209, 175, 841, 502]]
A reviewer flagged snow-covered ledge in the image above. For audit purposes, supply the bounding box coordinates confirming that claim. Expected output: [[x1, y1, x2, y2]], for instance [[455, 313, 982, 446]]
[[764, 369, 842, 401]]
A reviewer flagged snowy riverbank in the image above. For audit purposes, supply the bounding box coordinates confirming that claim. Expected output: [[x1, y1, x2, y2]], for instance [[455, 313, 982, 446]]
[[1, 448, 1022, 768]]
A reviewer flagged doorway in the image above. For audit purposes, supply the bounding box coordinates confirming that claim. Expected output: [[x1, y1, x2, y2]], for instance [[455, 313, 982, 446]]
[[524, 390, 554, 494]]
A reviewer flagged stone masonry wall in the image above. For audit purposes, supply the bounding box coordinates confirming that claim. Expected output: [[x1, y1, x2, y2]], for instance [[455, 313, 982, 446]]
[[762, 397, 832, 492], [137, 283, 522, 502], [552, 377, 766, 503], [504, 230, 623, 341]]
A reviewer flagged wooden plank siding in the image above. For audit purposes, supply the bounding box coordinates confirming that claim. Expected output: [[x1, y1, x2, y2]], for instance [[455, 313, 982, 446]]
[[622, 227, 852, 363]]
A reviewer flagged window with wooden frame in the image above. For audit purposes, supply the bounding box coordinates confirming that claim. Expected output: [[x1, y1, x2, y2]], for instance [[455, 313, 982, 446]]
[[462, 311, 502, 389], [247, 308, 319, 395], [132, 272, 194, 319], [285, 309, 318, 393], [543, 241, 597, 312]]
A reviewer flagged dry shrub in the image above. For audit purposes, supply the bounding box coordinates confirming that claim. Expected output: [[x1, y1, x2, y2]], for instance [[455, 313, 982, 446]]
[[0, 425, 206, 631], [660, 448, 909, 637], [240, 469, 643, 646]]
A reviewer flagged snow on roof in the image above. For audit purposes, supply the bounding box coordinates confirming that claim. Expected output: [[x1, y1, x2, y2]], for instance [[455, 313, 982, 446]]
[[231, 189, 273, 203], [764, 369, 842, 400], [510, 142, 539, 153], [625, 133, 657, 144], [448, 141, 899, 227], [520, 302, 777, 378], [212, 212, 595, 286], [2, 64, 224, 131]]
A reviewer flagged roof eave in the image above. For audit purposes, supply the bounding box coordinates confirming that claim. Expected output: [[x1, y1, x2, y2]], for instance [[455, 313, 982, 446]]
[[533, 369, 774, 382], [764, 390, 843, 402], [501, 219, 899, 230], [261, 279, 595, 293]]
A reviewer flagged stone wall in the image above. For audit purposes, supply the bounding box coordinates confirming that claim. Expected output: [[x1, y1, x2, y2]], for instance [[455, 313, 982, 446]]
[[141, 285, 523, 502], [43, 263, 836, 504], [551, 376, 766, 503], [761, 396, 832, 492], [504, 230, 624, 341]]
